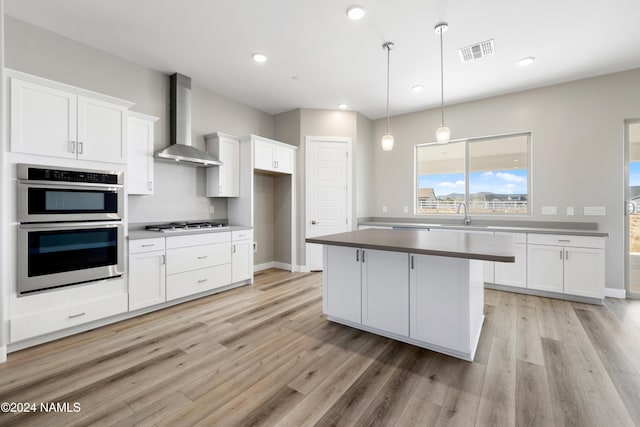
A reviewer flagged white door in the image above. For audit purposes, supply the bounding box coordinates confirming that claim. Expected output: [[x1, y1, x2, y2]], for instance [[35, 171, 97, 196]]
[[305, 137, 351, 271]]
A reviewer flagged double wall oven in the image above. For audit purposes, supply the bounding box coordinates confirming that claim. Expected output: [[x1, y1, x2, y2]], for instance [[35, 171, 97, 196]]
[[17, 164, 125, 296]]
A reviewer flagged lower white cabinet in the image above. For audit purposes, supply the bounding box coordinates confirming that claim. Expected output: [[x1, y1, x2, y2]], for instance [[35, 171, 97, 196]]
[[494, 232, 527, 288], [361, 249, 409, 336], [527, 234, 605, 298], [323, 245, 362, 324], [128, 237, 166, 310], [232, 230, 253, 283]]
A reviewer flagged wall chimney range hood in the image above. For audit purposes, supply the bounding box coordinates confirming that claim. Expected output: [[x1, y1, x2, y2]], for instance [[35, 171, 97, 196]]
[[154, 73, 222, 167]]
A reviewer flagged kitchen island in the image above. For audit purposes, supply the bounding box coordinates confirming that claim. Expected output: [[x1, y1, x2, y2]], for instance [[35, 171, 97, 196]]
[[306, 229, 515, 361]]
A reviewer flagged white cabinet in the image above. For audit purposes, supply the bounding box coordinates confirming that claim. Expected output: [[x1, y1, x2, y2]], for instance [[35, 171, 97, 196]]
[[128, 238, 166, 310], [527, 234, 605, 298], [361, 249, 409, 336], [323, 245, 362, 323], [410, 254, 483, 354], [232, 230, 253, 283], [166, 232, 232, 301], [206, 132, 240, 197], [127, 112, 158, 195], [10, 75, 132, 164], [494, 232, 527, 288], [254, 137, 294, 174]]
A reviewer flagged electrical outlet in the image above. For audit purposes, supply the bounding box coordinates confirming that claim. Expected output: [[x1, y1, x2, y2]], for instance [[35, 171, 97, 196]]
[[541, 206, 557, 215], [252, 242, 258, 252], [382, 205, 388, 213], [584, 206, 606, 216], [566, 207, 575, 216], [403, 206, 409, 213], [209, 205, 215, 214]]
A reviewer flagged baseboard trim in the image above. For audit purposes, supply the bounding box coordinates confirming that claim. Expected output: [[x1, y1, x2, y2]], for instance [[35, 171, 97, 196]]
[[604, 287, 626, 299], [254, 262, 293, 272]]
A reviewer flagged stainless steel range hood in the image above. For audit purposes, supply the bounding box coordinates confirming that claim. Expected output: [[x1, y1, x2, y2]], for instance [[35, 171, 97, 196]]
[[154, 73, 222, 167]]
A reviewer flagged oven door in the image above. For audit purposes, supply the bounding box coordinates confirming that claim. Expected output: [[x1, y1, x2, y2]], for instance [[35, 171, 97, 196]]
[[17, 221, 124, 295], [17, 181, 123, 223]]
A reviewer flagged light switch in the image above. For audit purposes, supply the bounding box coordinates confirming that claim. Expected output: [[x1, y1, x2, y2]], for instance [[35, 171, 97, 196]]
[[566, 207, 574, 216], [542, 206, 557, 215], [382, 205, 388, 213], [403, 206, 409, 213]]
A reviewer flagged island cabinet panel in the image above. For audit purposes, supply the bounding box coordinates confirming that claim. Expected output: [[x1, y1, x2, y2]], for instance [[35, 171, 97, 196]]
[[410, 254, 471, 353], [361, 249, 409, 336], [323, 245, 362, 323]]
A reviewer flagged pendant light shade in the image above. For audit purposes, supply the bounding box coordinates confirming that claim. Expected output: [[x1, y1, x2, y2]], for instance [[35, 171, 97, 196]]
[[435, 23, 450, 144], [382, 42, 395, 151]]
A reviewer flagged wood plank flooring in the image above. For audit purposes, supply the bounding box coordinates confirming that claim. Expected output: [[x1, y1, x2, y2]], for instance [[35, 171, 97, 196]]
[[1, 269, 640, 426]]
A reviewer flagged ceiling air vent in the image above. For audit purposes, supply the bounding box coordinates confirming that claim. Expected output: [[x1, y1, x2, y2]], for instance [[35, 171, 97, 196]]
[[458, 39, 495, 63]]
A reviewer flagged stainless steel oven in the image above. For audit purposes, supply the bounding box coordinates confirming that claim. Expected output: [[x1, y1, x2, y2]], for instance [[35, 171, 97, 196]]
[[16, 164, 125, 296], [17, 221, 124, 295], [17, 164, 123, 223]]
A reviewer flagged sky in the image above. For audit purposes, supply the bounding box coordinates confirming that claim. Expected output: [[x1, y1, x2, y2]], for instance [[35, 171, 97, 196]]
[[419, 169, 528, 197], [630, 162, 640, 186]]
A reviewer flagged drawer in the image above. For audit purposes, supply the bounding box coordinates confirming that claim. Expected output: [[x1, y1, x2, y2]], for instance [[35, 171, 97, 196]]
[[166, 264, 232, 300], [232, 229, 253, 241], [166, 242, 231, 275], [495, 231, 526, 244], [129, 237, 166, 254], [167, 231, 231, 249], [10, 293, 128, 342], [527, 233, 605, 249]]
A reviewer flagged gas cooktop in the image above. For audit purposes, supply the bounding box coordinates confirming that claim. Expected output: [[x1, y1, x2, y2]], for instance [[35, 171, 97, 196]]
[[145, 221, 228, 232]]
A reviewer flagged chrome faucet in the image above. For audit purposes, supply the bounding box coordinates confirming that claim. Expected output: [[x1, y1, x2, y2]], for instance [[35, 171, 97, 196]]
[[457, 202, 471, 226]]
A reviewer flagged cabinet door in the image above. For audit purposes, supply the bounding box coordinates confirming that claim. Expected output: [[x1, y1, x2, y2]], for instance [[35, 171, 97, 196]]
[[208, 137, 240, 197], [410, 254, 470, 352], [362, 249, 409, 336], [274, 146, 293, 174], [11, 78, 77, 158], [495, 243, 527, 288], [77, 95, 127, 163], [128, 250, 166, 311], [127, 114, 156, 195], [254, 140, 274, 171], [324, 245, 361, 323], [232, 240, 252, 282], [527, 244, 564, 292], [564, 247, 605, 298]]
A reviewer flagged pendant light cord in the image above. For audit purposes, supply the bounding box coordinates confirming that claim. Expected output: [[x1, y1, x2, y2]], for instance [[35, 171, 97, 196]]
[[440, 28, 445, 127], [386, 44, 391, 133]]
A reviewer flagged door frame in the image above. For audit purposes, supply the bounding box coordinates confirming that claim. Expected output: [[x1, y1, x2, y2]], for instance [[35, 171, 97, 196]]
[[304, 136, 353, 271], [625, 119, 640, 298]]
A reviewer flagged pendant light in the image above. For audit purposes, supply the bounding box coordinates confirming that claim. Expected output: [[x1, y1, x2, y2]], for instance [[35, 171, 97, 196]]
[[435, 23, 450, 144], [381, 41, 395, 151]]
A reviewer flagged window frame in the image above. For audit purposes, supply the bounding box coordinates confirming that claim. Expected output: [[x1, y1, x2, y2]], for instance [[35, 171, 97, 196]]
[[414, 131, 532, 216]]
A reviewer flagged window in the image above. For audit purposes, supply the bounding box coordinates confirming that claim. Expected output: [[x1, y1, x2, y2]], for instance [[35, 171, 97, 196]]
[[416, 132, 530, 215]]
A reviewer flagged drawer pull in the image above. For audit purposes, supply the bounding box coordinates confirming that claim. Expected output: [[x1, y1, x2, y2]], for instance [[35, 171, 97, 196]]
[[141, 243, 155, 247], [197, 279, 208, 283], [197, 256, 208, 259], [68, 312, 86, 319], [558, 239, 570, 242]]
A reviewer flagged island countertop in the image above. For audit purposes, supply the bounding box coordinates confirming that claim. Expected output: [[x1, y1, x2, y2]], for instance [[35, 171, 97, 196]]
[[306, 228, 516, 263]]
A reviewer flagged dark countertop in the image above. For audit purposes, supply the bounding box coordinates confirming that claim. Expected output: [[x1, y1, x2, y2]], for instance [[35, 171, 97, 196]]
[[306, 229, 516, 262]]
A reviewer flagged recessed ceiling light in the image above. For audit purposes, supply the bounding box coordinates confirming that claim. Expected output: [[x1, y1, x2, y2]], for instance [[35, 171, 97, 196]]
[[411, 85, 424, 93], [346, 5, 366, 20], [252, 53, 267, 63], [338, 103, 348, 110], [517, 56, 535, 67]]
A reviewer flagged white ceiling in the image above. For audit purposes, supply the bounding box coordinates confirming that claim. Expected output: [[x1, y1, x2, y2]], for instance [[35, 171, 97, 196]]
[[5, 0, 640, 119]]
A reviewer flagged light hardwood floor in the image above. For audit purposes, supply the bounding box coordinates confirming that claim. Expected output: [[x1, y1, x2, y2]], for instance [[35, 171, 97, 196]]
[[1, 269, 640, 426]]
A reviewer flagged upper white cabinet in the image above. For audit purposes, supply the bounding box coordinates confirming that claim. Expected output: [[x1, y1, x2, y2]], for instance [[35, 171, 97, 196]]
[[10, 72, 133, 164], [254, 137, 294, 174], [205, 132, 240, 197], [527, 234, 605, 299], [127, 112, 158, 195]]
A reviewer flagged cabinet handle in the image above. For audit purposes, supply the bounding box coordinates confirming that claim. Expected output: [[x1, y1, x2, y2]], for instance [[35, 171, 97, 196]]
[[560, 250, 563, 259], [78, 141, 84, 154], [411, 255, 415, 270], [68, 312, 86, 319], [148, 181, 153, 191], [362, 250, 365, 263], [558, 239, 570, 243], [356, 249, 359, 262], [161, 255, 166, 265], [565, 250, 569, 260], [233, 244, 236, 253], [197, 279, 208, 283], [141, 243, 155, 247], [69, 141, 76, 153], [197, 255, 208, 259]]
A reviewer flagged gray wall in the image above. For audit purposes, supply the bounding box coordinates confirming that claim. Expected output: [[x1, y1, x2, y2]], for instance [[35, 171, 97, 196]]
[[5, 16, 275, 223], [253, 174, 275, 266], [371, 69, 640, 290]]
